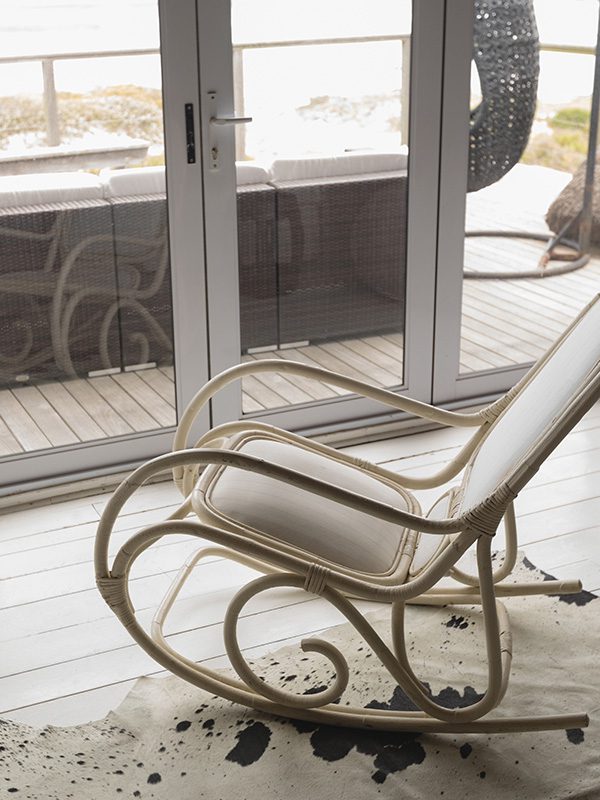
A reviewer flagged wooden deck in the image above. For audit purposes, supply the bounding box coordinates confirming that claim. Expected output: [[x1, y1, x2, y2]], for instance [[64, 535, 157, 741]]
[[1, 163, 598, 452], [245, 239, 600, 408], [460, 163, 600, 373], [241, 331, 405, 413], [461, 238, 600, 373], [0, 367, 177, 456]]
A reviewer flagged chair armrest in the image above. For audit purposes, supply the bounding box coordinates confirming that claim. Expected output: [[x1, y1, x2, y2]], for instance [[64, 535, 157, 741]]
[[174, 359, 485, 460], [96, 447, 463, 581]]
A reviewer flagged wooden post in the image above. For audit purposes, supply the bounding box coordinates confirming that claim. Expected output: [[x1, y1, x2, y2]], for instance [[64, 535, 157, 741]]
[[42, 58, 61, 146], [579, 15, 600, 252], [401, 37, 411, 146], [233, 47, 246, 161]]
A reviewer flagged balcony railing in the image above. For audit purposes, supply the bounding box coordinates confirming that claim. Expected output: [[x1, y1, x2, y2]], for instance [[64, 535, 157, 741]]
[[231, 34, 411, 158], [0, 38, 595, 165], [0, 36, 411, 164]]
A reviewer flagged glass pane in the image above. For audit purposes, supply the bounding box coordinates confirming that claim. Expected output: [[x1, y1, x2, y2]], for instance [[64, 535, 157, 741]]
[[0, 1, 176, 457], [231, 1, 411, 413], [460, 0, 600, 375]]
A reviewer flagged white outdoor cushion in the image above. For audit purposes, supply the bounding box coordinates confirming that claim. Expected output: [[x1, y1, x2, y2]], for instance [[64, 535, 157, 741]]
[[461, 298, 600, 513], [236, 162, 271, 185], [101, 166, 166, 198], [0, 172, 104, 208], [270, 150, 409, 182], [198, 436, 410, 574]]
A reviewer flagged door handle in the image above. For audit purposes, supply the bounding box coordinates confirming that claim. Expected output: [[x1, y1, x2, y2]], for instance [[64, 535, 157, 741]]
[[210, 116, 253, 126], [206, 90, 252, 170]]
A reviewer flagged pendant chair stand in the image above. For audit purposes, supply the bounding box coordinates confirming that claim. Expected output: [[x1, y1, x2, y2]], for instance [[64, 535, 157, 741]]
[[465, 0, 599, 279], [95, 295, 600, 735]]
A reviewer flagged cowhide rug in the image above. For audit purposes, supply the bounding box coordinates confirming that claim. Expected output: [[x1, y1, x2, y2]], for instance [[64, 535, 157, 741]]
[[2, 558, 600, 800]]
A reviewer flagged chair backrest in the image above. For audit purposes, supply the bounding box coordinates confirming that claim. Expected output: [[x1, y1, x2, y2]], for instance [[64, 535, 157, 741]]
[[459, 295, 600, 516]]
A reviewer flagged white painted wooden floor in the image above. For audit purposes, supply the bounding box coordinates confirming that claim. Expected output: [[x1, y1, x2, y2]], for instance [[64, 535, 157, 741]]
[[1, 402, 599, 727]]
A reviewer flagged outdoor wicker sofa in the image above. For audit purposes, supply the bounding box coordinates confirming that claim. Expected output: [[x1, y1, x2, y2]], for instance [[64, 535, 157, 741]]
[[0, 172, 119, 384], [0, 153, 409, 388], [270, 152, 408, 345]]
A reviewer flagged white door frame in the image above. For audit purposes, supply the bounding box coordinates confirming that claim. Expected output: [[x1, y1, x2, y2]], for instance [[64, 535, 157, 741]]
[[0, 0, 211, 495], [199, 0, 447, 433], [432, 0, 534, 405]]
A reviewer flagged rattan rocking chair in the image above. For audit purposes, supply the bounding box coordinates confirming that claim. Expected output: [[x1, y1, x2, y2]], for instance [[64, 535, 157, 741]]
[[95, 294, 600, 735]]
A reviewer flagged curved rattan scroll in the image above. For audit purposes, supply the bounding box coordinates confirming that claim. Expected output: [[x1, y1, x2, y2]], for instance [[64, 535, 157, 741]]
[[94, 442, 587, 733], [94, 303, 600, 734]]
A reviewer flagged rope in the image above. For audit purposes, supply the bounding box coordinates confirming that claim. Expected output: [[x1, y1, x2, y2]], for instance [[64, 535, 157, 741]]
[[461, 483, 517, 536], [480, 384, 522, 424], [96, 576, 136, 628], [304, 563, 331, 596]]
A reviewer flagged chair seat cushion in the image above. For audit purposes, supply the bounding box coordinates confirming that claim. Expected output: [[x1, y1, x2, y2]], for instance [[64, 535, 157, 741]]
[[194, 434, 414, 575]]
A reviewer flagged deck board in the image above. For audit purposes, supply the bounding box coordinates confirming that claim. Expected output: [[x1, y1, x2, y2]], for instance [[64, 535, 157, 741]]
[[62, 379, 134, 438], [110, 371, 176, 428], [0, 415, 23, 455], [84, 375, 162, 432], [10, 386, 79, 447], [37, 382, 106, 442], [0, 391, 52, 451]]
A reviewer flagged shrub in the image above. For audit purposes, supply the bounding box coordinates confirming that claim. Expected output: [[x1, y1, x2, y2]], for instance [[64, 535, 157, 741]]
[[0, 84, 164, 149], [521, 133, 587, 173], [521, 106, 591, 173], [549, 106, 590, 132], [0, 96, 46, 147]]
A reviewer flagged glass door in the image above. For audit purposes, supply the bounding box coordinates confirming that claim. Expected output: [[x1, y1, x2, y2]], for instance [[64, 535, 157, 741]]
[[198, 0, 445, 432], [0, 0, 209, 491], [434, 0, 600, 404]]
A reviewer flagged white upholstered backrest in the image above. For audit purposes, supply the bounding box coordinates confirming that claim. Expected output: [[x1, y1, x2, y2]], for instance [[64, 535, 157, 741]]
[[101, 166, 166, 198], [460, 297, 600, 514], [235, 162, 271, 185], [269, 150, 409, 182], [0, 172, 104, 208]]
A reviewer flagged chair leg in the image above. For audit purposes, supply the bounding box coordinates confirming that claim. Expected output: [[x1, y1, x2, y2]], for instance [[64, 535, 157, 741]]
[[410, 577, 582, 605]]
